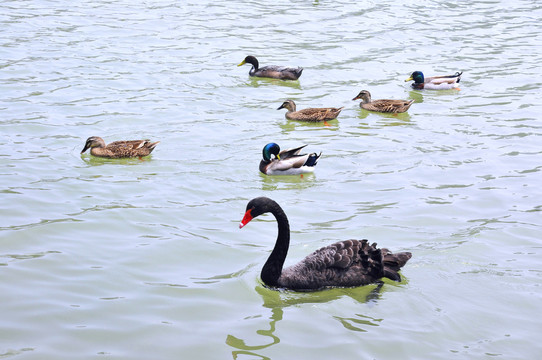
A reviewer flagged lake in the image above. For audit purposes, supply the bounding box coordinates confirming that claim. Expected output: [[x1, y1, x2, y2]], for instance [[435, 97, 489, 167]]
[[1, 0, 541, 359]]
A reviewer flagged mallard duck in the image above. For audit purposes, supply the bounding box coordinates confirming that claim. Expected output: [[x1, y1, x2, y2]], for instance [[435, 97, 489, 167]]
[[352, 90, 414, 113], [237, 56, 303, 80], [81, 136, 159, 158], [239, 197, 412, 290], [405, 71, 462, 90], [277, 100, 343, 122], [260, 143, 321, 175]]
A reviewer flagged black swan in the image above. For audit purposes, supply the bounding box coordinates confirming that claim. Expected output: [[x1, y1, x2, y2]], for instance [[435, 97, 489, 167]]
[[239, 197, 412, 291]]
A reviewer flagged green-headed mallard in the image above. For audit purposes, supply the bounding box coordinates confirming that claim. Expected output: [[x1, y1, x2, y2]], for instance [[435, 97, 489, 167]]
[[237, 56, 303, 80], [277, 100, 343, 122], [239, 197, 412, 290], [81, 136, 159, 159], [260, 143, 321, 175], [352, 90, 414, 113], [405, 71, 462, 90]]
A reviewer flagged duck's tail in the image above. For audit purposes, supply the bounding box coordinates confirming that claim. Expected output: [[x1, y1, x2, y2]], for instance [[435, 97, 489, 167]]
[[382, 249, 412, 282], [147, 141, 160, 152], [304, 152, 322, 167]]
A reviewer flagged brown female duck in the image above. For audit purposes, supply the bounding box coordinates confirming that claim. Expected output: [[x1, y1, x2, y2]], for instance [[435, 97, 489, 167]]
[[81, 136, 159, 158], [352, 90, 414, 113], [277, 100, 343, 122]]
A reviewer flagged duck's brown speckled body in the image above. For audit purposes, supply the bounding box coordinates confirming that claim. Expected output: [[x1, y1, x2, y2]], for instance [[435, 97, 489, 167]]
[[277, 100, 343, 122], [81, 136, 159, 158], [352, 90, 414, 113]]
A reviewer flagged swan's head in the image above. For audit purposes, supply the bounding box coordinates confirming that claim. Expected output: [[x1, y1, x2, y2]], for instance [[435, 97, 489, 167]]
[[239, 197, 275, 229], [262, 143, 281, 162], [405, 71, 424, 83]]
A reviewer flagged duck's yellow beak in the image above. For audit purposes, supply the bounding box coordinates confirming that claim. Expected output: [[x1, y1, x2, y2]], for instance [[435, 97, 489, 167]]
[[404, 76, 413, 82], [237, 60, 246, 67], [276, 154, 281, 160]]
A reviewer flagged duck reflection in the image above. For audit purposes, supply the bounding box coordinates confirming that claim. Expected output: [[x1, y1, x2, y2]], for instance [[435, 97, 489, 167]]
[[355, 108, 412, 122], [259, 171, 318, 192], [245, 77, 302, 90], [409, 90, 424, 103], [278, 118, 340, 134], [80, 156, 152, 166]]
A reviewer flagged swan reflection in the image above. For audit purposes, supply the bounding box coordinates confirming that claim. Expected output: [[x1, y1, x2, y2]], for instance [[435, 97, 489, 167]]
[[226, 281, 387, 359]]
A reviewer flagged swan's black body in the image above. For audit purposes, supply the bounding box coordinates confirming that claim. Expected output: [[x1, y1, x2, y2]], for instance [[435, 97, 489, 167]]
[[239, 197, 412, 291]]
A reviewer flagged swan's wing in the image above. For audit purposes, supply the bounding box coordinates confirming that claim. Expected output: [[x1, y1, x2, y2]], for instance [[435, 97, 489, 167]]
[[279, 240, 386, 289], [301, 240, 381, 270]]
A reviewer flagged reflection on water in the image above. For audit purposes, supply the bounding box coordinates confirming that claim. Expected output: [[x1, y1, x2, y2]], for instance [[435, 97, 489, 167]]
[[80, 155, 155, 166], [277, 118, 340, 134], [334, 313, 383, 333], [2, 0, 542, 358], [354, 108, 412, 123], [254, 281, 387, 308], [244, 77, 302, 90], [226, 307, 280, 360], [226, 282, 386, 358], [408, 90, 425, 104], [258, 171, 318, 192]]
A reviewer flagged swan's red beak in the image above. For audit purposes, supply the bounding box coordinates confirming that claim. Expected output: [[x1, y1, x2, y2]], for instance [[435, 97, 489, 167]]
[[239, 209, 253, 229]]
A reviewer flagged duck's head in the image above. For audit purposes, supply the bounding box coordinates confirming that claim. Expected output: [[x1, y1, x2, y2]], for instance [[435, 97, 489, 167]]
[[238, 55, 258, 68], [352, 90, 371, 103], [405, 71, 424, 83], [81, 136, 105, 153], [262, 142, 281, 162], [277, 100, 296, 112]]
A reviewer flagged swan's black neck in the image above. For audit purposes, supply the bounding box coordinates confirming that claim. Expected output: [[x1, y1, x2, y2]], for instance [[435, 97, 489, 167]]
[[260, 201, 290, 287]]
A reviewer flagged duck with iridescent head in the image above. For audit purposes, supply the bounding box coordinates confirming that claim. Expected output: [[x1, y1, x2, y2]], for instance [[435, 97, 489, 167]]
[[260, 143, 321, 175], [405, 70, 462, 90]]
